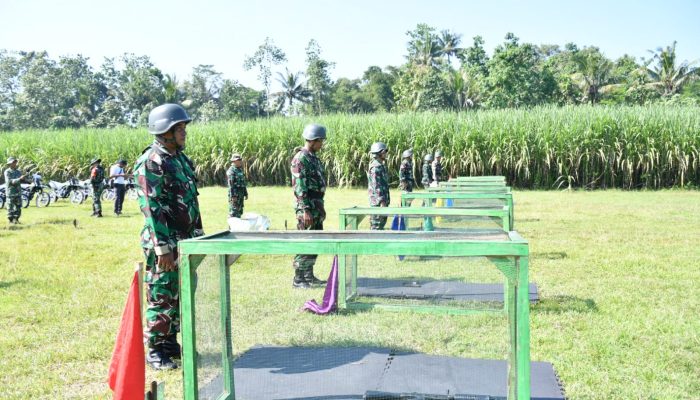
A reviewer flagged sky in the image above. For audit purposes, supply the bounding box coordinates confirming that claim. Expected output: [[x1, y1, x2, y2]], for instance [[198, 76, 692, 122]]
[[1, 0, 699, 92]]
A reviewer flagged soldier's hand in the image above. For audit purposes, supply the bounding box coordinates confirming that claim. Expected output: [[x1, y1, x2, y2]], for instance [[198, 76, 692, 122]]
[[231, 196, 238, 204], [303, 210, 313, 227], [157, 253, 178, 272]]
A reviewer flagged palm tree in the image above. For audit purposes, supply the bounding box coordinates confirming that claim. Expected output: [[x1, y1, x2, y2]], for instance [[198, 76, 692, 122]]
[[272, 69, 310, 114], [570, 48, 615, 104], [437, 30, 463, 64], [448, 69, 483, 109], [644, 41, 698, 97], [162, 74, 181, 103], [406, 24, 443, 68]]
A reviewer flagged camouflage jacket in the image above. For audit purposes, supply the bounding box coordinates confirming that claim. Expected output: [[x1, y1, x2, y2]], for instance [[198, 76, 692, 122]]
[[90, 165, 105, 187], [226, 165, 248, 198], [399, 159, 414, 190], [368, 158, 390, 206], [432, 160, 443, 183], [3, 168, 22, 197], [421, 162, 433, 186], [134, 140, 203, 255], [291, 147, 326, 211]]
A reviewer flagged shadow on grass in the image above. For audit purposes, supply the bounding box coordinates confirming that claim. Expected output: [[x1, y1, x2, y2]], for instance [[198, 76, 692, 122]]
[[1, 218, 77, 233], [532, 295, 598, 314], [0, 279, 28, 289], [532, 251, 568, 260]]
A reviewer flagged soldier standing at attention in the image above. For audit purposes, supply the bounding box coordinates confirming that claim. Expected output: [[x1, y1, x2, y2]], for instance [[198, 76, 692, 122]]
[[432, 150, 444, 185], [399, 148, 415, 192], [4, 157, 26, 224], [421, 154, 434, 189], [226, 153, 248, 218], [89, 158, 105, 217], [134, 103, 204, 370], [368, 142, 390, 230], [291, 124, 328, 289]]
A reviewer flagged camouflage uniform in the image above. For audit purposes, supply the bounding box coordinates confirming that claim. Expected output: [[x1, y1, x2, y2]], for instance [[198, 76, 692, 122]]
[[89, 164, 105, 215], [291, 147, 326, 272], [134, 140, 203, 349], [226, 165, 248, 218], [3, 167, 23, 222], [399, 159, 414, 192], [432, 159, 443, 184], [368, 157, 390, 230], [421, 161, 433, 188]]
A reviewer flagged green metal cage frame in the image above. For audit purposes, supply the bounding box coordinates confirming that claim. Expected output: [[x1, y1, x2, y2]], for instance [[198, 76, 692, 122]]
[[401, 191, 515, 229], [178, 230, 531, 400]]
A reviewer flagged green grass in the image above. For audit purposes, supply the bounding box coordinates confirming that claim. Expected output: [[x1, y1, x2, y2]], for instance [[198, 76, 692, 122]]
[[0, 187, 699, 399]]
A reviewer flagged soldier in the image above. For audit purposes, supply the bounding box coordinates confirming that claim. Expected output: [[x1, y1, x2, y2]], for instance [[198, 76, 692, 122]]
[[291, 124, 328, 289], [3, 157, 26, 224], [421, 154, 434, 189], [432, 150, 444, 185], [134, 103, 204, 370], [368, 142, 390, 230], [226, 153, 248, 218], [89, 158, 105, 217], [399, 148, 415, 192]]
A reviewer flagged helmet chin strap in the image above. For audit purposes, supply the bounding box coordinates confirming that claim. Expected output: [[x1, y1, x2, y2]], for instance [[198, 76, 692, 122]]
[[157, 134, 185, 151]]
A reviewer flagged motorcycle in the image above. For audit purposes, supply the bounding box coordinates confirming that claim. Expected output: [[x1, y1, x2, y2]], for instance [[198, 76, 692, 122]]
[[47, 176, 84, 204], [21, 183, 51, 208]]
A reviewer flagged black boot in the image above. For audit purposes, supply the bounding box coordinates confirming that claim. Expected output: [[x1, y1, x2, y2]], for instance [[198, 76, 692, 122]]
[[304, 268, 327, 286], [293, 269, 310, 289], [147, 347, 178, 370], [161, 336, 181, 360]]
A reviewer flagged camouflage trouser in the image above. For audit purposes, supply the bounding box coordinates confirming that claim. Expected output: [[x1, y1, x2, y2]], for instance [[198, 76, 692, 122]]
[[399, 181, 413, 192], [143, 248, 180, 348], [7, 195, 21, 221], [369, 203, 389, 230], [228, 195, 244, 218], [92, 185, 103, 214], [293, 204, 325, 271]]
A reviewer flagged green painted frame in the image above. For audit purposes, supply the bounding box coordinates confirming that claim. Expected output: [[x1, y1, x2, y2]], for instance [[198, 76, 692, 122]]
[[401, 191, 515, 229], [451, 175, 506, 183], [178, 230, 531, 400]]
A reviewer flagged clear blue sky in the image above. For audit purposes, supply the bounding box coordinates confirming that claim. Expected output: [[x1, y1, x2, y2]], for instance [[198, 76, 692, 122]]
[[1, 0, 698, 91]]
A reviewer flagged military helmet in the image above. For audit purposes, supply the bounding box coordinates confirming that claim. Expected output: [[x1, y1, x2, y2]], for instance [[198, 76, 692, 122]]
[[434, 150, 443, 157], [147, 103, 192, 135], [370, 142, 388, 154], [402, 148, 413, 158], [302, 124, 327, 141], [230, 153, 242, 162], [6, 157, 17, 165], [424, 154, 434, 162], [90, 158, 102, 165]]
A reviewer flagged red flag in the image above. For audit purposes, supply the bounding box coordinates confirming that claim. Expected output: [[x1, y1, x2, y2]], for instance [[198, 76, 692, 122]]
[[108, 271, 145, 399]]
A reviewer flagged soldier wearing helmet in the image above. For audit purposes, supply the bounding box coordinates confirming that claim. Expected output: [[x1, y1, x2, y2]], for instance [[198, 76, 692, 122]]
[[226, 153, 248, 218], [133, 103, 203, 370], [368, 142, 390, 230], [421, 154, 434, 188], [290, 124, 328, 289], [432, 150, 444, 186], [89, 158, 105, 217], [3, 157, 27, 224], [399, 148, 415, 192]]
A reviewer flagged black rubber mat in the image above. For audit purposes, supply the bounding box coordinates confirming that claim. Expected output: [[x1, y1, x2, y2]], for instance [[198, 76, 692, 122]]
[[214, 346, 565, 400], [356, 278, 539, 302]]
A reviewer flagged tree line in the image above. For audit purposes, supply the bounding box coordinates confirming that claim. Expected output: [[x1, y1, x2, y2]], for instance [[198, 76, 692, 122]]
[[0, 23, 698, 131]]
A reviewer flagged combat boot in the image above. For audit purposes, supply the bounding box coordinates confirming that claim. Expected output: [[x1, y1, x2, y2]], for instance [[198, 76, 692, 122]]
[[304, 268, 327, 286], [161, 336, 181, 360], [147, 348, 178, 370], [293, 269, 310, 289]]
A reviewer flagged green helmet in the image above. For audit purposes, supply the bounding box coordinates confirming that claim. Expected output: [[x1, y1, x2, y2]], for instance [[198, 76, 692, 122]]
[[370, 142, 388, 154], [402, 148, 413, 158], [434, 150, 443, 157], [90, 158, 102, 165], [424, 154, 434, 162], [302, 124, 327, 141], [147, 103, 192, 135]]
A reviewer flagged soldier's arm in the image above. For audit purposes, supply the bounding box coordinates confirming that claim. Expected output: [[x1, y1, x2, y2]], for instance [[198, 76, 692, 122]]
[[291, 157, 311, 210], [135, 159, 172, 256], [227, 169, 236, 196]]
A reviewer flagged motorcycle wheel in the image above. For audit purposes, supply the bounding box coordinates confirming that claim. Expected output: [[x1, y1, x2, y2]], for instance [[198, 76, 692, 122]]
[[70, 191, 85, 205], [36, 192, 51, 208], [22, 194, 30, 208]]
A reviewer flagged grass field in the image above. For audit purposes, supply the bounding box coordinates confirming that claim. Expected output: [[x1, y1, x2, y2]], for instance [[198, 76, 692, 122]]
[[0, 187, 699, 399]]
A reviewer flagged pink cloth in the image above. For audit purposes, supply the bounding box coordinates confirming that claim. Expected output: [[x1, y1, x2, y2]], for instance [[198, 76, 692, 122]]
[[302, 256, 339, 315]]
